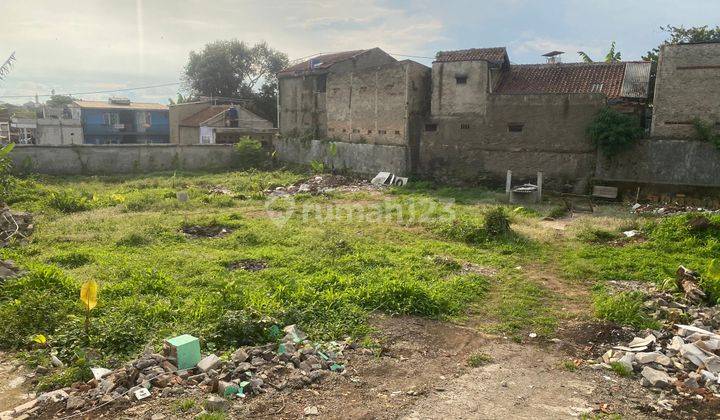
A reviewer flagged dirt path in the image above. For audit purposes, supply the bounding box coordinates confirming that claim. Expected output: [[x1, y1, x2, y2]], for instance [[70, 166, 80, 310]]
[[0, 352, 33, 412]]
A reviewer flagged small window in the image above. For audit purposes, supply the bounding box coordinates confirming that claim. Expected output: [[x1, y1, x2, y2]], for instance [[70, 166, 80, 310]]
[[460, 124, 470, 130], [367, 130, 372, 134], [394, 130, 401, 135], [455, 76, 467, 84], [508, 123, 524, 133], [103, 113, 119, 126], [352, 128, 359, 133], [328, 128, 335, 132], [342, 129, 347, 133], [425, 124, 438, 132], [378, 130, 387, 134]]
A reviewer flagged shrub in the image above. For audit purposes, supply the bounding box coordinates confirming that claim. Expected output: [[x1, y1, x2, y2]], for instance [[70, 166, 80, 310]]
[[692, 118, 720, 149], [434, 215, 487, 244], [234, 137, 269, 169], [467, 352, 493, 367], [593, 291, 659, 329], [701, 259, 720, 305], [587, 107, 644, 158], [210, 310, 279, 347], [609, 361, 633, 377], [0, 143, 15, 197], [47, 190, 93, 213], [483, 207, 511, 237]]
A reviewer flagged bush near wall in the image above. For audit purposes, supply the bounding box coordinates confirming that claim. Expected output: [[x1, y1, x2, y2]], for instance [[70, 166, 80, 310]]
[[587, 107, 644, 158]]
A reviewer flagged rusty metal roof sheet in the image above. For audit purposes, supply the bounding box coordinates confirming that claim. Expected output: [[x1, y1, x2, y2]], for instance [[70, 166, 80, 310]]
[[620, 62, 652, 99]]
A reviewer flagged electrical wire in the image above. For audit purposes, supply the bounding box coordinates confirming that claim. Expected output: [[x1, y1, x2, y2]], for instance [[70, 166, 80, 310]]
[[0, 82, 181, 99]]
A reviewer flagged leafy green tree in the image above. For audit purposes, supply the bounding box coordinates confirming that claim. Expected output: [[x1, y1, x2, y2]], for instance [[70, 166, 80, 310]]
[[46, 95, 75, 108], [577, 41, 622, 63], [182, 41, 288, 124], [587, 107, 644, 158], [643, 25, 720, 62], [167, 93, 196, 105]]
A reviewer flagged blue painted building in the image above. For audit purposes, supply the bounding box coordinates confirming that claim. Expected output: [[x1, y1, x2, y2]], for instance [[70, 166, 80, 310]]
[[72, 98, 169, 144]]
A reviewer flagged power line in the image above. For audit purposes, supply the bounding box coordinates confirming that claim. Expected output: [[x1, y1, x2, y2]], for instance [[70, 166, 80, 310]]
[[0, 82, 180, 99]]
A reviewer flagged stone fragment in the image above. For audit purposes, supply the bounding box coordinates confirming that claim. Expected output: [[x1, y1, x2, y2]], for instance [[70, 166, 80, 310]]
[[617, 353, 634, 371], [667, 336, 684, 352], [91, 367, 112, 380], [304, 406, 319, 416], [232, 348, 249, 363], [628, 335, 656, 348], [204, 395, 229, 413], [197, 354, 221, 373], [641, 367, 672, 388], [37, 389, 69, 403], [51, 355, 64, 368], [218, 381, 239, 397], [65, 395, 85, 411], [283, 324, 308, 343]]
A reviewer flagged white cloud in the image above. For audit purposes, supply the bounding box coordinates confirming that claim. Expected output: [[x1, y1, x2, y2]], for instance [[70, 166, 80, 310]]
[[0, 0, 444, 104]]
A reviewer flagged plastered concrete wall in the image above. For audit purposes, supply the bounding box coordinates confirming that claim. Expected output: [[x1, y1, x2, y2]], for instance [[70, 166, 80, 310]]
[[35, 119, 83, 145], [179, 127, 200, 145], [420, 93, 605, 188], [595, 139, 720, 187], [10, 145, 235, 175], [278, 48, 396, 138], [273, 138, 407, 175], [651, 43, 720, 138], [325, 60, 430, 148], [431, 61, 489, 117], [169, 103, 208, 144]]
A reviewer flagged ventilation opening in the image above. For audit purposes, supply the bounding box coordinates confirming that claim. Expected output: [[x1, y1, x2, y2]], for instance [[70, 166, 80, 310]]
[[455, 76, 467, 84], [394, 130, 401, 135], [508, 123, 524, 133], [425, 124, 438, 132], [352, 129, 359, 133], [316, 74, 327, 93], [460, 124, 470, 130], [378, 130, 387, 135]]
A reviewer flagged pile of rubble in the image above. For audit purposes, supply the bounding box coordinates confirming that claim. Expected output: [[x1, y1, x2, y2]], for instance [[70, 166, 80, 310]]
[[631, 202, 719, 216], [1, 325, 349, 419], [0, 259, 22, 281], [593, 267, 720, 410], [267, 174, 377, 196], [0, 203, 33, 247]]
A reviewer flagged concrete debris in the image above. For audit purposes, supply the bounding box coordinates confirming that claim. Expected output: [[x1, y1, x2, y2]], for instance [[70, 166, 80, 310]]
[[641, 367, 672, 388], [5, 325, 350, 418], [631, 202, 720, 216], [371, 172, 408, 187], [268, 174, 376, 196], [0, 259, 22, 281], [593, 271, 720, 405], [622, 230, 640, 238], [0, 204, 33, 247], [304, 405, 320, 416]]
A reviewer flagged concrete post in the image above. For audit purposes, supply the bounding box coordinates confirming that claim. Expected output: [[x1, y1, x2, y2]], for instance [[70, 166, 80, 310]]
[[505, 170, 512, 201], [537, 171, 543, 203]]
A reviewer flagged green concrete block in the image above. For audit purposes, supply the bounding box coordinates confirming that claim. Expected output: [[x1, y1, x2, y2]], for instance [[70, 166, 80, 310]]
[[165, 334, 201, 371]]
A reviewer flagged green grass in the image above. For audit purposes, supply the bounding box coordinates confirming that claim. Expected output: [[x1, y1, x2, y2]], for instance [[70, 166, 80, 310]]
[[467, 352, 493, 367], [609, 361, 633, 378], [2, 170, 548, 374], [593, 290, 660, 329]]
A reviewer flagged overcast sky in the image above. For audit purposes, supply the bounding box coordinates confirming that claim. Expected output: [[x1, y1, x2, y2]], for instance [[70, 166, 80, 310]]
[[1, 0, 717, 105]]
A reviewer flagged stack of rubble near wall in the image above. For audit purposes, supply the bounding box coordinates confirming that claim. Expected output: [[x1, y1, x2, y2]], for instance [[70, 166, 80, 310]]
[[0, 203, 33, 247]]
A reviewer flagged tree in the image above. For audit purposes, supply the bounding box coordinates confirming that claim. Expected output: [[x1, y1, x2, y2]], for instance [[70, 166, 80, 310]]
[[577, 41, 622, 63], [46, 95, 75, 108], [167, 93, 195, 105], [182, 40, 288, 123], [643, 25, 720, 62], [587, 107, 644, 159]]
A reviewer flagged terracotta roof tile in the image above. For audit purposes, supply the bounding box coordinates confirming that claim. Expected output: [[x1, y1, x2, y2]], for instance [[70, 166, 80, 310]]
[[435, 47, 508, 65], [495, 62, 629, 98], [180, 106, 228, 126], [278, 50, 369, 76]]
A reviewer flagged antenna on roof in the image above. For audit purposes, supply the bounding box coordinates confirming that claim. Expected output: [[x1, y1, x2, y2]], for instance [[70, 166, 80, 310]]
[[542, 51, 564, 64]]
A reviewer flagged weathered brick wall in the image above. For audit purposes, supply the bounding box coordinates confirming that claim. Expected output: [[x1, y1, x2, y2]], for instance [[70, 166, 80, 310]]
[[420, 93, 605, 189], [431, 61, 490, 117], [651, 43, 720, 138]]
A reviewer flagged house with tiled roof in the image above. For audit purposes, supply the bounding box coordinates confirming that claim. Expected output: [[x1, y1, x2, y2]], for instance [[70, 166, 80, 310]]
[[420, 48, 652, 190], [169, 100, 275, 145]]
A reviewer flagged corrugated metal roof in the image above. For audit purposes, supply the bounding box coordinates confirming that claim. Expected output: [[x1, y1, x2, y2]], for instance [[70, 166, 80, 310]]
[[73, 100, 168, 111], [620, 62, 652, 99]]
